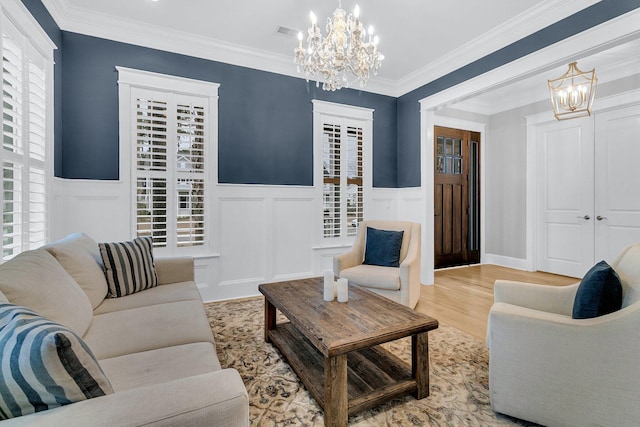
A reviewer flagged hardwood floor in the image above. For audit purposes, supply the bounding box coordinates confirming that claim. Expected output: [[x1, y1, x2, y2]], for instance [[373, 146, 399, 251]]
[[415, 264, 577, 341]]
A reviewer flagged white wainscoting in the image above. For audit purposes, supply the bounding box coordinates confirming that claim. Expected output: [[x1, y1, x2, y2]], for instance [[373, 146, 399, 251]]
[[51, 178, 131, 243], [51, 180, 411, 302], [52, 178, 532, 299]]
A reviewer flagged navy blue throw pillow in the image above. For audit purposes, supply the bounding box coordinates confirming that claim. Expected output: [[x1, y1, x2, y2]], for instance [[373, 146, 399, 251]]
[[572, 260, 623, 319], [363, 227, 404, 268]]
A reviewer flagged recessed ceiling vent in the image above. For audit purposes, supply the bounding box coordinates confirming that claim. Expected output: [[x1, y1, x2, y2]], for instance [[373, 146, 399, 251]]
[[276, 25, 299, 38]]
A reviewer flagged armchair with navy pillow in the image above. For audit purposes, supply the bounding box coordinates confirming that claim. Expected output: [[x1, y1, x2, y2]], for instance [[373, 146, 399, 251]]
[[487, 243, 640, 427], [333, 220, 421, 308]]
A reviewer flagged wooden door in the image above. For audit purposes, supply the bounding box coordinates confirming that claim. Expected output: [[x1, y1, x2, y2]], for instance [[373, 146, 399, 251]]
[[536, 118, 594, 278], [594, 105, 640, 262], [434, 126, 480, 268]]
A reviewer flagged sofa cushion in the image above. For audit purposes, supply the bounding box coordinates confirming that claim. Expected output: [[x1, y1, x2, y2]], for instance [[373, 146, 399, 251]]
[[572, 260, 623, 319], [93, 281, 202, 315], [99, 237, 158, 298], [0, 249, 93, 336], [83, 300, 215, 360], [45, 233, 109, 309], [0, 303, 113, 420], [340, 264, 401, 291], [99, 342, 220, 391], [363, 227, 404, 268]]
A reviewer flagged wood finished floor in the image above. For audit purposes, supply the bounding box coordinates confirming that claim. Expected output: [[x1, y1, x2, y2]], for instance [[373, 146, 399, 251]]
[[415, 264, 577, 341]]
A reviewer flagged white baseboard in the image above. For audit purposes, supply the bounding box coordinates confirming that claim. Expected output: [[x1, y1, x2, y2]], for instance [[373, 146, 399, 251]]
[[483, 253, 529, 271]]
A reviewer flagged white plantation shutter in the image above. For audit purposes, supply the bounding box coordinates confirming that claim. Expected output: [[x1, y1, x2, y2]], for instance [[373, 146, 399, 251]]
[[1, 15, 52, 260], [2, 162, 23, 258], [346, 126, 363, 237], [323, 123, 341, 237], [131, 87, 209, 250], [135, 97, 168, 247], [320, 120, 365, 239], [175, 103, 205, 247]]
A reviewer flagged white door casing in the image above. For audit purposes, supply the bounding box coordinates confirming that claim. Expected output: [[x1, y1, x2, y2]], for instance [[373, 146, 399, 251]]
[[536, 117, 595, 278], [594, 104, 640, 262]]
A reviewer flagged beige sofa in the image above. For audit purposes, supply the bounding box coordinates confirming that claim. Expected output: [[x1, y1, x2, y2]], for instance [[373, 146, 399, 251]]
[[0, 233, 248, 426]]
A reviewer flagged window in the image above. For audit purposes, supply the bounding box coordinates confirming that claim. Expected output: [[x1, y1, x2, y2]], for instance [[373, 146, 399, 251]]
[[1, 2, 55, 260], [117, 67, 218, 254], [313, 100, 372, 241]]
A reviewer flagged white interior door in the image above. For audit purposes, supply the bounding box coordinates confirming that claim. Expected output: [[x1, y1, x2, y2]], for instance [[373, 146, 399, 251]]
[[595, 105, 640, 262], [536, 118, 594, 278]]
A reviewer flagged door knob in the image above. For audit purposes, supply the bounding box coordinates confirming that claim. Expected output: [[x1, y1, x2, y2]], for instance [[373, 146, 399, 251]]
[[577, 215, 590, 220], [596, 215, 608, 221]]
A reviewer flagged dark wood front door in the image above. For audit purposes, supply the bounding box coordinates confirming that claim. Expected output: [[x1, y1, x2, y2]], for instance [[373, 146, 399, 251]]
[[434, 126, 480, 268]]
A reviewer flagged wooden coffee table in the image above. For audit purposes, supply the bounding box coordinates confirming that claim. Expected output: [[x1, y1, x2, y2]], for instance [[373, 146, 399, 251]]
[[259, 277, 439, 427]]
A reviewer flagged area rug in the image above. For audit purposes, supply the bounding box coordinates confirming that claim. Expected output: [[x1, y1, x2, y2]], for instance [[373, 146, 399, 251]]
[[205, 298, 534, 427]]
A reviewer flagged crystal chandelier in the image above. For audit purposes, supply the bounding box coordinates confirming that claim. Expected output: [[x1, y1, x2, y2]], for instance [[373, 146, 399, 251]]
[[548, 62, 597, 121], [294, 1, 384, 91]]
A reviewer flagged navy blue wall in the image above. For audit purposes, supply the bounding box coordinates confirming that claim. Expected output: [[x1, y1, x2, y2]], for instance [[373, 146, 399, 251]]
[[396, 0, 640, 187], [60, 33, 397, 186], [20, 0, 63, 176], [21, 0, 640, 188]]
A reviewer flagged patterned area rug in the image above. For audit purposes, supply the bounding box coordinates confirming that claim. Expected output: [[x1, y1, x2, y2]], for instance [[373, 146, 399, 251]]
[[205, 298, 534, 427]]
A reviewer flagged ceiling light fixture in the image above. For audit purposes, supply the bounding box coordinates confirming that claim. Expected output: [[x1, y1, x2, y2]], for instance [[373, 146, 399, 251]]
[[548, 61, 597, 120], [294, 1, 384, 91]]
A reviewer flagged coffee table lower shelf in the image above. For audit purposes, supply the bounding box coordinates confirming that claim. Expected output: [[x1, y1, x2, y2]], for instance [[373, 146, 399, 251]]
[[267, 322, 417, 416]]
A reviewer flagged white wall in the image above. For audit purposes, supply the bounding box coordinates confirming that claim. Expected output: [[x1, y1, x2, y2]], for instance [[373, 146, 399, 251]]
[[485, 101, 546, 262]]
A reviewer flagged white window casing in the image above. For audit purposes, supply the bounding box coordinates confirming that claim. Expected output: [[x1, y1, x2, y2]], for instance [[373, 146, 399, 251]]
[[117, 67, 219, 256], [313, 100, 373, 245], [0, 0, 55, 260]]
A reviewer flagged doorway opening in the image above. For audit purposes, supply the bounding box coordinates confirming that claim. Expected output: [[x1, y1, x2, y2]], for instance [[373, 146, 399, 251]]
[[434, 126, 481, 269]]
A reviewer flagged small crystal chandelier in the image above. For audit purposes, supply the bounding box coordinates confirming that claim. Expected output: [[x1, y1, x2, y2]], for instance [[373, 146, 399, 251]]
[[294, 1, 384, 91], [548, 62, 597, 121]]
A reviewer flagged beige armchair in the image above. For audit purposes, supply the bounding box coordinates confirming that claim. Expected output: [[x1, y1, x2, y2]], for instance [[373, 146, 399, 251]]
[[487, 242, 640, 427], [333, 220, 421, 308]]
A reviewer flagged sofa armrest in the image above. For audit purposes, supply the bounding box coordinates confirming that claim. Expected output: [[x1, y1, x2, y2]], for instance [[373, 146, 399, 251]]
[[0, 369, 248, 427], [493, 279, 579, 316], [155, 257, 195, 285]]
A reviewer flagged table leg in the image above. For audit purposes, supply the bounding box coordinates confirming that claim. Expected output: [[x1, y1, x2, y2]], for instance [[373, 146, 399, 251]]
[[412, 331, 430, 399], [323, 354, 348, 427], [264, 298, 276, 343]]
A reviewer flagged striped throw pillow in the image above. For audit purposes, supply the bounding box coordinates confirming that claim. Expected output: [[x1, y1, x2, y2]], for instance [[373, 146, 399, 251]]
[[99, 237, 158, 298], [0, 303, 113, 419]]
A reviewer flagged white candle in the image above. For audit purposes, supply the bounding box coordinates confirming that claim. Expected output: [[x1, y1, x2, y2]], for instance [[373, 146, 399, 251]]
[[323, 270, 335, 301], [337, 278, 349, 302]]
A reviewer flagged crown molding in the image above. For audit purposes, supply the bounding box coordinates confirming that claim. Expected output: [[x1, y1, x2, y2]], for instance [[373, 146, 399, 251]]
[[43, 0, 600, 98], [40, 0, 397, 97]]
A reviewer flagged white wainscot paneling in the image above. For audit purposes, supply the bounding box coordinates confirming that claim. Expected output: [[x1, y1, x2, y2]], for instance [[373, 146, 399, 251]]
[[397, 187, 424, 224], [368, 188, 397, 220], [51, 178, 130, 242], [193, 255, 220, 302], [218, 197, 266, 287], [272, 198, 314, 280]]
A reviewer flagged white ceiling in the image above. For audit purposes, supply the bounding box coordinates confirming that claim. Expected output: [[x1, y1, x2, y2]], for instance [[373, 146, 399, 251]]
[[41, 0, 604, 97]]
